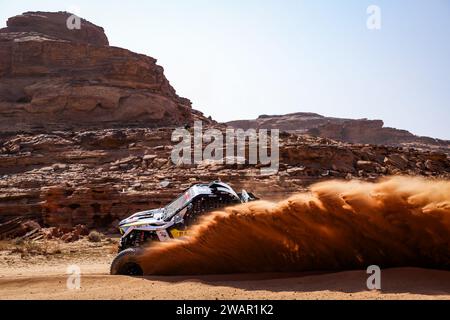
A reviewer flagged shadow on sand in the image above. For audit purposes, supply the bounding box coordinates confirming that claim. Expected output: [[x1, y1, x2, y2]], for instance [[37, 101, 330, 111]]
[[140, 267, 450, 296]]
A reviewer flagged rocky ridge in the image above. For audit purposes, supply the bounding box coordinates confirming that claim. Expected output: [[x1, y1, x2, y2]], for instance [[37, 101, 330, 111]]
[[0, 126, 449, 234], [0, 12, 449, 237], [227, 112, 450, 150]]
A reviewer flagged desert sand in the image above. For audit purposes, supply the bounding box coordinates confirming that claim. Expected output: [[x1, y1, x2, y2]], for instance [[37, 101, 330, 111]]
[[0, 239, 449, 300]]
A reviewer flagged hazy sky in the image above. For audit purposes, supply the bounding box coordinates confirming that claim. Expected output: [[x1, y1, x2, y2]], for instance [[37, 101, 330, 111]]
[[1, 0, 449, 139]]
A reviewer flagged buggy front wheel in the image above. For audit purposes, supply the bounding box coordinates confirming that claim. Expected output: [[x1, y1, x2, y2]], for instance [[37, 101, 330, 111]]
[[110, 247, 144, 276]]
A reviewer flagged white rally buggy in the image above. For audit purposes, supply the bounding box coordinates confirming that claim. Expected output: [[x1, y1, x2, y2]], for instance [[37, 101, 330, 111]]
[[110, 181, 257, 275]]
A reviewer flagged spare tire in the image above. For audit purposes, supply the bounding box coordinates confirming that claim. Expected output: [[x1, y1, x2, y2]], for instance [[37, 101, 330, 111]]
[[110, 247, 144, 276]]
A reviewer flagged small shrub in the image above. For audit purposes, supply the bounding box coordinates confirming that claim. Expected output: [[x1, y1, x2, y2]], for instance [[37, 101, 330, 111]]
[[13, 238, 24, 246], [2, 239, 61, 258], [88, 230, 102, 243]]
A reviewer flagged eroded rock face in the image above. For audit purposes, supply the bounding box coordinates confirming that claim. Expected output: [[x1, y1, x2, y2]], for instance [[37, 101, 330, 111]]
[[1, 11, 109, 46], [0, 12, 198, 132], [0, 12, 448, 235], [227, 113, 450, 150], [0, 127, 449, 231]]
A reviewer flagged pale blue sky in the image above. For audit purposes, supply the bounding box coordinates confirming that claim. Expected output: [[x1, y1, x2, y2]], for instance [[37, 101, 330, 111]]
[[1, 0, 449, 139]]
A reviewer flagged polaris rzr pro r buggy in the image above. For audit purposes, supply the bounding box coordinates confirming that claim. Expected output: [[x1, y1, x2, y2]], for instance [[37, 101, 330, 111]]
[[110, 181, 257, 275]]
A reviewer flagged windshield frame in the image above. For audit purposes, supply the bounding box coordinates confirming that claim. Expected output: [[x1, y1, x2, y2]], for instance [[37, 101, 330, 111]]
[[164, 188, 195, 218]]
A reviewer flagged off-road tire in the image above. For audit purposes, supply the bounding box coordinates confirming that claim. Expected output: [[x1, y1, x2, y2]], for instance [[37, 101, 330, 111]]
[[110, 247, 144, 276]]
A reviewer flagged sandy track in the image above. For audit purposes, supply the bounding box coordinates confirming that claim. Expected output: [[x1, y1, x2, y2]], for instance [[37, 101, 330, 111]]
[[1, 266, 449, 300], [1, 239, 448, 300]]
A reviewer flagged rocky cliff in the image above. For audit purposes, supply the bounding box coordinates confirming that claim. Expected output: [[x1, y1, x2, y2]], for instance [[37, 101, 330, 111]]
[[1, 126, 449, 234], [0, 12, 449, 237], [227, 113, 450, 150], [2, 11, 109, 46], [0, 11, 204, 132]]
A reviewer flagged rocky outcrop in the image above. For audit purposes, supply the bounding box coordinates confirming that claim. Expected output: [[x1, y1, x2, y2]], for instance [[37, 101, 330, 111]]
[[0, 12, 448, 237], [0, 12, 204, 132], [1, 11, 109, 46], [0, 127, 449, 233], [227, 113, 450, 150]]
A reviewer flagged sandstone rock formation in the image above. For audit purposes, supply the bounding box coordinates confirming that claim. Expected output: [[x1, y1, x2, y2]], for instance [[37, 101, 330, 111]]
[[227, 113, 450, 150], [0, 126, 449, 233], [0, 11, 205, 132], [0, 12, 448, 236], [1, 11, 109, 46]]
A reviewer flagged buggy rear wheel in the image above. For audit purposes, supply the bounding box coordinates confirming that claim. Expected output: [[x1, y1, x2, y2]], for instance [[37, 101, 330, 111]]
[[110, 247, 144, 276]]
